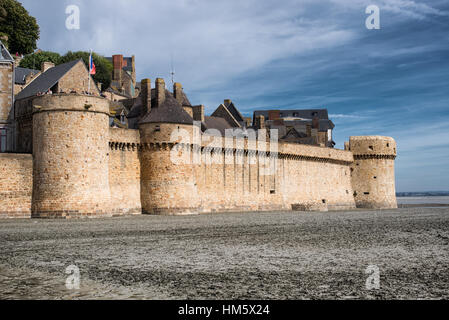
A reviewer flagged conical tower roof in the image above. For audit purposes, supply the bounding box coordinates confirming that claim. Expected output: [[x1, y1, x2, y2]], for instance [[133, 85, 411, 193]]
[[139, 90, 193, 125]]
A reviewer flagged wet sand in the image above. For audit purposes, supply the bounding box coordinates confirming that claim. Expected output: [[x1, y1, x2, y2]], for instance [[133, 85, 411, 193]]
[[0, 207, 448, 300]]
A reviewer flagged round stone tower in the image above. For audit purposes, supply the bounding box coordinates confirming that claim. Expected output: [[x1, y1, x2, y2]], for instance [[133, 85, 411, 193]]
[[349, 136, 397, 209], [31, 94, 112, 218], [139, 78, 200, 215]]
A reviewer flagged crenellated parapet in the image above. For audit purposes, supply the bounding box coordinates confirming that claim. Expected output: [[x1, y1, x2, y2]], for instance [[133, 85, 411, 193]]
[[108, 127, 142, 216], [349, 135, 397, 158], [0, 75, 402, 219], [138, 120, 357, 214], [109, 141, 141, 151]]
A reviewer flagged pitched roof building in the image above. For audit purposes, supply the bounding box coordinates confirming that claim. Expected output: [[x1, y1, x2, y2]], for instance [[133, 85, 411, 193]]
[[106, 55, 137, 98], [0, 40, 14, 152], [252, 108, 335, 147], [15, 59, 100, 100], [14, 67, 40, 95]]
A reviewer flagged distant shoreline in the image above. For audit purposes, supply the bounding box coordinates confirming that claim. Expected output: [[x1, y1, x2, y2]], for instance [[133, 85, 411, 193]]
[[397, 192, 449, 197], [398, 203, 449, 208]]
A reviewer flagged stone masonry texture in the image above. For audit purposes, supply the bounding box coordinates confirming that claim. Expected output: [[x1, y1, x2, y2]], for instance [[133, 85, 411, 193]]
[[0, 94, 398, 218], [0, 153, 32, 218]]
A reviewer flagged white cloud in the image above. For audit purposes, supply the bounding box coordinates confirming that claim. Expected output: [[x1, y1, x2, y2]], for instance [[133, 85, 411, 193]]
[[25, 0, 358, 90], [329, 113, 366, 119], [330, 0, 449, 20]]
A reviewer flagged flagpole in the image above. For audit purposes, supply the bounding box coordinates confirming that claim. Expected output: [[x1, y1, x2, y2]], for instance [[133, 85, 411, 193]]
[[88, 49, 92, 94]]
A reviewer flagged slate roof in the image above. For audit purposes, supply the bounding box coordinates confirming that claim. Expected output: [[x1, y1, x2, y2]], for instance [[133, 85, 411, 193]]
[[266, 118, 334, 133], [15, 67, 40, 85], [126, 88, 158, 119], [139, 90, 193, 125], [126, 96, 144, 119], [0, 41, 13, 62], [204, 116, 234, 135], [105, 87, 132, 99], [224, 100, 244, 122], [283, 127, 307, 139], [179, 90, 192, 106], [15, 59, 81, 100], [253, 109, 329, 121], [319, 119, 334, 131]]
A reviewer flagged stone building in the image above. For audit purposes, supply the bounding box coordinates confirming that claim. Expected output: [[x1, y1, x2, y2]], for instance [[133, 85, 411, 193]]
[[0, 40, 14, 152], [14, 67, 40, 95], [0, 67, 398, 218], [106, 55, 137, 98], [14, 59, 100, 153], [212, 99, 249, 128], [252, 109, 335, 147]]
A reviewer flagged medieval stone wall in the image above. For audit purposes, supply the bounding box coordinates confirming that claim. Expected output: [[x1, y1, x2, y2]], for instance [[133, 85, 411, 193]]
[[139, 123, 200, 214], [349, 136, 397, 209], [31, 94, 112, 218], [0, 63, 13, 125], [139, 123, 357, 215], [108, 128, 142, 215], [0, 93, 398, 219], [0, 153, 32, 218], [195, 136, 355, 213], [14, 97, 33, 153]]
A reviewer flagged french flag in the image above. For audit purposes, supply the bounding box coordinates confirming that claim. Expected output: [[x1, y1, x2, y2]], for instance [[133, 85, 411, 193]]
[[89, 52, 96, 75]]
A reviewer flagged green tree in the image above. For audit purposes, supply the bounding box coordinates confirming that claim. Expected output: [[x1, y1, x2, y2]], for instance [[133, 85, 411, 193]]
[[59, 51, 113, 90], [0, 0, 40, 55], [19, 51, 61, 70]]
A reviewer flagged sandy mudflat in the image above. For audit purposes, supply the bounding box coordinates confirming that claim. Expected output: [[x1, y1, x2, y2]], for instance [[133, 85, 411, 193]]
[[0, 207, 448, 300]]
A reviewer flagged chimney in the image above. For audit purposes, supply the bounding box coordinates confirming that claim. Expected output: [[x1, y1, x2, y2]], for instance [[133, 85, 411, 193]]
[[131, 55, 136, 86], [268, 110, 280, 121], [192, 105, 205, 123], [312, 117, 320, 130], [173, 82, 183, 104], [244, 117, 252, 128], [306, 124, 312, 137], [112, 54, 123, 81], [311, 128, 319, 145], [141, 78, 151, 115], [155, 78, 165, 107], [224, 99, 232, 106], [41, 61, 55, 73], [255, 115, 265, 130]]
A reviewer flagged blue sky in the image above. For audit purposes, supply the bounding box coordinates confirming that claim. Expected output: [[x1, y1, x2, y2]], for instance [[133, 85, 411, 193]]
[[18, 0, 449, 192]]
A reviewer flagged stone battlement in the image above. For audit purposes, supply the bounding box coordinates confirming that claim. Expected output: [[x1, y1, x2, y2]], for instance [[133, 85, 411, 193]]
[[32, 94, 110, 115], [348, 136, 397, 156], [0, 93, 398, 218]]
